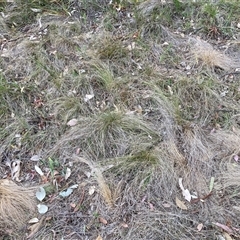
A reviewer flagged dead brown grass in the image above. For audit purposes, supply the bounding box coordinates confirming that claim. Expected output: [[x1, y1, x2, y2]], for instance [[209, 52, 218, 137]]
[[0, 179, 36, 234], [189, 37, 239, 71]]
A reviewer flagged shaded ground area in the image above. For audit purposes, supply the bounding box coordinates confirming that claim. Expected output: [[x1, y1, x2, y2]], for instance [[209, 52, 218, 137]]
[[0, 0, 240, 239]]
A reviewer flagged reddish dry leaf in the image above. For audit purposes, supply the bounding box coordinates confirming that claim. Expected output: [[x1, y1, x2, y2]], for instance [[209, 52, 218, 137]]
[[213, 222, 233, 234], [41, 175, 48, 184], [99, 217, 108, 225]]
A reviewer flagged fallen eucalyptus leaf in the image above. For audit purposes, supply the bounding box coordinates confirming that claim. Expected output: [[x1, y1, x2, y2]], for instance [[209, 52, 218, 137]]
[[36, 187, 46, 201], [30, 155, 41, 161], [27, 217, 44, 239], [67, 118, 78, 127], [197, 223, 203, 231], [84, 94, 94, 102], [209, 177, 215, 192], [89, 186, 96, 195], [69, 184, 78, 189], [35, 165, 44, 176], [28, 218, 39, 224], [11, 160, 22, 182], [176, 197, 188, 210], [179, 178, 192, 202], [37, 204, 48, 214], [65, 167, 71, 180], [59, 188, 73, 198]]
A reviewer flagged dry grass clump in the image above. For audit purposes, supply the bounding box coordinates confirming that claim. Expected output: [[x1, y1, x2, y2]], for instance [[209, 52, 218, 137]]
[[0, 179, 36, 233], [52, 109, 160, 158], [97, 36, 128, 60], [189, 37, 238, 71], [137, 0, 168, 17]]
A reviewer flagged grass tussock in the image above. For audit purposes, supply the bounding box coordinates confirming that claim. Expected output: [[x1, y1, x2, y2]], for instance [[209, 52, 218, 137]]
[[53, 109, 160, 158], [0, 180, 36, 233], [189, 37, 239, 71]]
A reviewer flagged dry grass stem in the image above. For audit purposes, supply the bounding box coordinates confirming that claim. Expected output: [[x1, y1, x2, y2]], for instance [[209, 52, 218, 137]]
[[73, 155, 114, 207]]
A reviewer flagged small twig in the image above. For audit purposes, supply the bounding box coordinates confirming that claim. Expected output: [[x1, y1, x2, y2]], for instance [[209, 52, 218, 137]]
[[191, 191, 212, 204], [220, 71, 240, 79], [1, 25, 49, 50]]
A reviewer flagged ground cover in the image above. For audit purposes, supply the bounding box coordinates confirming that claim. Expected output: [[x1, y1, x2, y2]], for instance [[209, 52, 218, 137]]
[[0, 0, 240, 239]]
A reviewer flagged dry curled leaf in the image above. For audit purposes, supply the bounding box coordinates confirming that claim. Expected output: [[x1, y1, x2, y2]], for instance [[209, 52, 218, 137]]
[[96, 236, 103, 240], [84, 94, 94, 102], [99, 217, 108, 225], [67, 118, 78, 127], [176, 197, 188, 210], [65, 167, 71, 180], [11, 160, 22, 182], [121, 223, 128, 228], [28, 218, 39, 224], [179, 178, 192, 202], [197, 223, 203, 231], [59, 188, 73, 198], [89, 186, 96, 195]]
